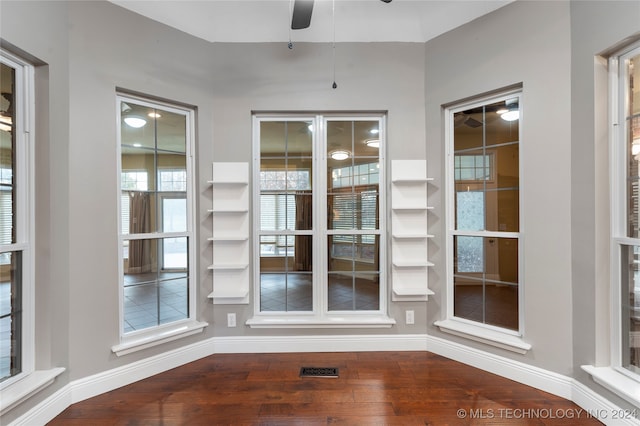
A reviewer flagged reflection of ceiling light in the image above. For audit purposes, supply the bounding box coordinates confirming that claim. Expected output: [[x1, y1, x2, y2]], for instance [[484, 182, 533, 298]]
[[124, 115, 147, 128], [500, 110, 520, 121], [330, 150, 350, 160], [148, 112, 161, 118], [498, 98, 519, 122], [365, 139, 380, 148], [308, 124, 314, 132], [133, 143, 142, 148], [370, 129, 379, 134]]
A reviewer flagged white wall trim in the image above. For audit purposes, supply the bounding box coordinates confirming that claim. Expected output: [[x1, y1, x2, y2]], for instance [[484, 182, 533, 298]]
[[426, 334, 573, 398], [211, 334, 428, 353], [8, 334, 639, 425]]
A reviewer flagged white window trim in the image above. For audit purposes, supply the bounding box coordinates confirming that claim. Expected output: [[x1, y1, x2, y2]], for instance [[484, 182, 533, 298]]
[[584, 41, 640, 405], [0, 49, 66, 414], [249, 113, 394, 328], [113, 93, 206, 353], [441, 89, 530, 353]]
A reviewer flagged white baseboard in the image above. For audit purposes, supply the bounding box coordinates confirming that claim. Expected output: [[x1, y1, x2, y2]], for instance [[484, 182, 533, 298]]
[[211, 333, 428, 354], [426, 334, 574, 398], [10, 333, 638, 426], [426, 334, 640, 426]]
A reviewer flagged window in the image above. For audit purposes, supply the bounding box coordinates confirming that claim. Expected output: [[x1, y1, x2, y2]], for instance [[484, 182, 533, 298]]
[[445, 91, 522, 336], [0, 51, 34, 386], [611, 43, 640, 378], [116, 94, 197, 342], [251, 114, 390, 326]]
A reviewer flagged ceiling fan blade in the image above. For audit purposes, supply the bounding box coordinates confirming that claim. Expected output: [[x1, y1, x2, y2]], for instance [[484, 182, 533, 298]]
[[380, 0, 392, 3], [291, 0, 314, 29]]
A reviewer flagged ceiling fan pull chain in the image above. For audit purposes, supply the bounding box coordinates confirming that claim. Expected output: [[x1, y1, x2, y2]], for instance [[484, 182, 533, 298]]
[[332, 0, 337, 89], [288, 0, 294, 49]]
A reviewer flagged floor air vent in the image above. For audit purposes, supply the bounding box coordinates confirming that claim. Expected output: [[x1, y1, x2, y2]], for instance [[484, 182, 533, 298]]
[[299, 367, 339, 378]]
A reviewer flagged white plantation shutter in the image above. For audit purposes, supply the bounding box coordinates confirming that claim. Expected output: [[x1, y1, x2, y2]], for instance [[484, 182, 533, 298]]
[[0, 189, 13, 246]]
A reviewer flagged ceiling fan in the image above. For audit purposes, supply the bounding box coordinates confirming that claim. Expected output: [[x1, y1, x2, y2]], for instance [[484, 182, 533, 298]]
[[291, 0, 392, 30]]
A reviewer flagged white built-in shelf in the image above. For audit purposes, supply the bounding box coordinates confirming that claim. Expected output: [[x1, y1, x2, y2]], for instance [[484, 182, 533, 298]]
[[391, 177, 434, 183], [208, 264, 249, 271], [393, 287, 435, 297], [392, 260, 435, 268], [391, 204, 432, 211], [208, 288, 249, 300], [393, 234, 434, 239], [208, 208, 249, 214], [208, 236, 249, 242], [209, 162, 250, 305], [391, 160, 434, 302], [207, 180, 248, 185]]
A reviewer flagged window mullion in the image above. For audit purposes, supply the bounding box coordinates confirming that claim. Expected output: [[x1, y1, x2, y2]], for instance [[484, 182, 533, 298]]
[[315, 115, 326, 316]]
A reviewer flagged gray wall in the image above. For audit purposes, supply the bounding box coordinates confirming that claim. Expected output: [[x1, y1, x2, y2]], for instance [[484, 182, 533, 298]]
[[1, 1, 72, 422], [425, 0, 574, 373], [2, 0, 640, 422], [569, 0, 640, 411], [1, 2, 428, 420]]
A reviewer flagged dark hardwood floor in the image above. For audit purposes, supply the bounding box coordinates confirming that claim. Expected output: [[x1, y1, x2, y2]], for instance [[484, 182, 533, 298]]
[[49, 351, 602, 425]]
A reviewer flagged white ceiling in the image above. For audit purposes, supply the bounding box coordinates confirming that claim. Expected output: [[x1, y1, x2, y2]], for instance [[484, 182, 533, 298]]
[[109, 0, 514, 43]]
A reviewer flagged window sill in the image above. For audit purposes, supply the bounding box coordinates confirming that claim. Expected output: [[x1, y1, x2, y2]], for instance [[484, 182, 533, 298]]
[[582, 365, 640, 407], [111, 320, 208, 357], [246, 315, 396, 328], [0, 367, 66, 415], [434, 319, 531, 354]]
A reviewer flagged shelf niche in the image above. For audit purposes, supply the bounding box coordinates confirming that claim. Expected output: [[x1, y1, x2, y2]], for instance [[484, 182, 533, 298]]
[[208, 162, 250, 305], [390, 159, 434, 301]]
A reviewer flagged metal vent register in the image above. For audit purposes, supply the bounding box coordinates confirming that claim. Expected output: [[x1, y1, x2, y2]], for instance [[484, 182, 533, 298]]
[[299, 367, 339, 378]]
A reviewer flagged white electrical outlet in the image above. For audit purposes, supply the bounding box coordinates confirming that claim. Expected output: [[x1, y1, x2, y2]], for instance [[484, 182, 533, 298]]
[[227, 313, 237, 327], [406, 310, 415, 325]]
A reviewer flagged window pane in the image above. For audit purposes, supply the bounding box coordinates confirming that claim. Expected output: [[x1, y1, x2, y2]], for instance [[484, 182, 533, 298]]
[[124, 192, 157, 235], [455, 236, 483, 273], [260, 235, 312, 312], [122, 238, 189, 333], [352, 121, 380, 158], [0, 251, 21, 382], [627, 53, 640, 238], [121, 103, 155, 150], [327, 121, 353, 155], [454, 278, 518, 331], [486, 99, 519, 146], [455, 191, 484, 231], [453, 236, 519, 331], [121, 147, 155, 191], [327, 235, 380, 311], [489, 144, 519, 189], [454, 108, 483, 151], [485, 189, 519, 232], [162, 236, 187, 269], [260, 272, 313, 312], [0, 63, 15, 246], [261, 121, 312, 158], [162, 198, 187, 233], [329, 235, 379, 272], [156, 110, 186, 153], [621, 245, 640, 375]]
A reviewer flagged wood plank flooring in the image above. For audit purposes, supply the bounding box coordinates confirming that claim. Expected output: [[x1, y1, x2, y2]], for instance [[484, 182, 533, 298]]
[[49, 351, 603, 425]]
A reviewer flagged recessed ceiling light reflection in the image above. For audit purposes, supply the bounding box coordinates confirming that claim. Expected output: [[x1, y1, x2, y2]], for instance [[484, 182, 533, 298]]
[[124, 116, 147, 128], [330, 150, 350, 160]]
